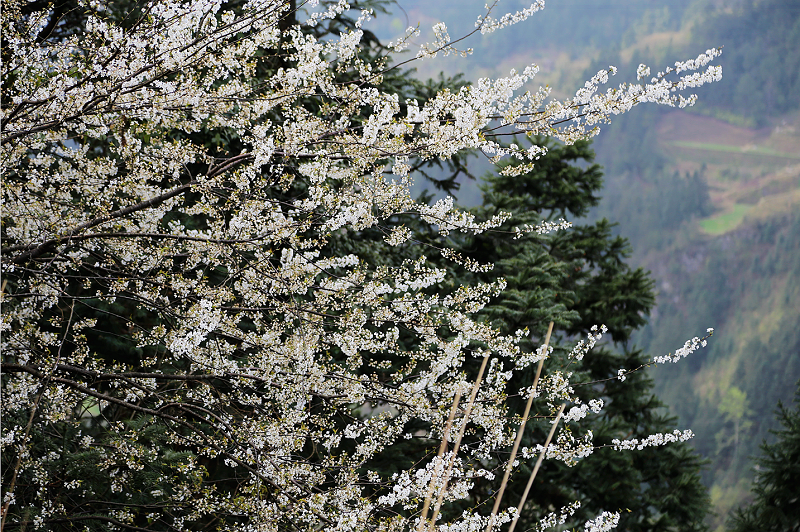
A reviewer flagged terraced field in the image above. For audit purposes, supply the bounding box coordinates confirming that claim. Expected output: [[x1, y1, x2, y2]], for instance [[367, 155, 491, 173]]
[[657, 110, 800, 236]]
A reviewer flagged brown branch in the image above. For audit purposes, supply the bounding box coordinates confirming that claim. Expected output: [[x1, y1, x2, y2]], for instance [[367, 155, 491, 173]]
[[10, 181, 197, 264], [507, 403, 566, 532], [6, 148, 260, 264], [0, 304, 74, 530], [2, 231, 270, 254], [486, 321, 553, 532]]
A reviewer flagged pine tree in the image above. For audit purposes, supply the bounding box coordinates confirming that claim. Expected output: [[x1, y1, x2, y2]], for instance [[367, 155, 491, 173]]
[[728, 383, 800, 532], [429, 137, 712, 531]]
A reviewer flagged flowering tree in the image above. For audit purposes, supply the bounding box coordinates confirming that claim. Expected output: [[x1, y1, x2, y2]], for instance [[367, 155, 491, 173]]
[[1, 0, 721, 531]]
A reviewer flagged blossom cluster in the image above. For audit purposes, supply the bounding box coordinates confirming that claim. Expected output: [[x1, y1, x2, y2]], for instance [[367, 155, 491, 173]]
[[529, 501, 581, 532], [584, 511, 621, 532], [611, 429, 695, 451], [476, 1, 546, 35], [513, 218, 573, 239], [653, 328, 714, 363], [568, 325, 608, 361]]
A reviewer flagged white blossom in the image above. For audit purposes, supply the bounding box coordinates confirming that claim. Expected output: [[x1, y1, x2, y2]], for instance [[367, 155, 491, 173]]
[[612, 429, 695, 451], [653, 329, 714, 363], [584, 511, 621, 532]]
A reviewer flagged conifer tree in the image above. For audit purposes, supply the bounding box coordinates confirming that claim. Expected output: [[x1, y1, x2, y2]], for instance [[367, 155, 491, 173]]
[[728, 383, 800, 532], [429, 137, 712, 531]]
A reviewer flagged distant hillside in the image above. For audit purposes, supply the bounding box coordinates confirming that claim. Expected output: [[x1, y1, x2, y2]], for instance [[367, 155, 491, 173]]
[[636, 206, 800, 529], [688, 0, 800, 126], [552, 103, 799, 532], [578, 1, 800, 526]]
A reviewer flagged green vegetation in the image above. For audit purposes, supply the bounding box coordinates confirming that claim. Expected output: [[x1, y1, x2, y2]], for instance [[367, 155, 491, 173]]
[[669, 141, 800, 160], [727, 383, 800, 532], [689, 0, 800, 126], [640, 212, 800, 530], [395, 1, 800, 527], [559, 6, 800, 526], [6, 0, 794, 527], [442, 138, 711, 531], [699, 204, 751, 235], [363, 137, 714, 531]]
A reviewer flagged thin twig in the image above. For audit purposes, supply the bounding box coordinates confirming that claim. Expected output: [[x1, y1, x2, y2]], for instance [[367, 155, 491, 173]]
[[11, 181, 197, 264]]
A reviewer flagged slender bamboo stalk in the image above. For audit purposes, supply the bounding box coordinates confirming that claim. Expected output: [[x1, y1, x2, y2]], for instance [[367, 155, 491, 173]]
[[484, 322, 553, 532], [428, 352, 491, 531], [417, 390, 462, 531], [507, 403, 566, 532]]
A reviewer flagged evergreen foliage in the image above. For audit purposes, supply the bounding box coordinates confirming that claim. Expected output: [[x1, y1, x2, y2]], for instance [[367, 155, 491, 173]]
[[728, 383, 800, 532], [423, 137, 712, 531]]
